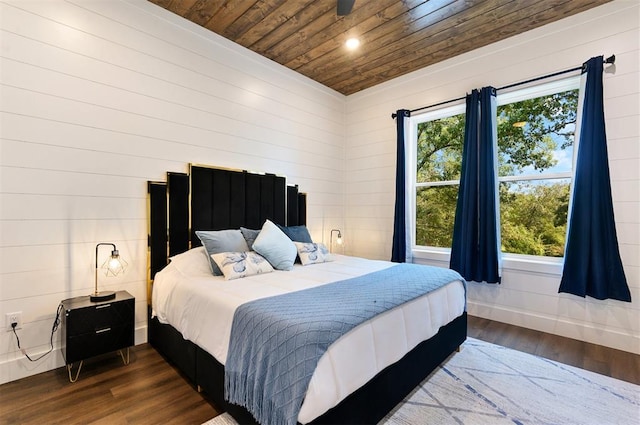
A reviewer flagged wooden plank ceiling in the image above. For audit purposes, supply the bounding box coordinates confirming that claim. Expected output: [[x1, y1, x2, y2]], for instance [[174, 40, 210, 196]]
[[148, 0, 611, 96]]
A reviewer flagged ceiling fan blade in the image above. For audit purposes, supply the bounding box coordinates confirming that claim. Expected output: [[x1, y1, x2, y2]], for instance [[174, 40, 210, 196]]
[[337, 0, 355, 16]]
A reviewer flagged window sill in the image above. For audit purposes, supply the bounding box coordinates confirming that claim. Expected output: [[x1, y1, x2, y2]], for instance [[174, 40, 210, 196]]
[[412, 248, 563, 276]]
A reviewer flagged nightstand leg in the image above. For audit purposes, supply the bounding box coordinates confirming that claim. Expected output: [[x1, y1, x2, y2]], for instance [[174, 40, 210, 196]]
[[67, 361, 83, 383], [118, 347, 130, 365]]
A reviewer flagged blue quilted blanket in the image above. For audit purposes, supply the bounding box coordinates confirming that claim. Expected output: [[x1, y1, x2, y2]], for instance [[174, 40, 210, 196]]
[[224, 263, 465, 425]]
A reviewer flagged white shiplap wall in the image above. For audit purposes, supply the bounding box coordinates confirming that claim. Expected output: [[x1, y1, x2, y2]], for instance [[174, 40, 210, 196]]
[[345, 0, 640, 354], [0, 0, 345, 384]]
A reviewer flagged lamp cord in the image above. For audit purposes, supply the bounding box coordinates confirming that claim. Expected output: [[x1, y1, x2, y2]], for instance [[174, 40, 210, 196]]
[[11, 303, 63, 362]]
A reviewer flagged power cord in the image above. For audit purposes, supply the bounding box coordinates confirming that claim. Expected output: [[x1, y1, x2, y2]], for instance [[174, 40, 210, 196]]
[[11, 303, 63, 362]]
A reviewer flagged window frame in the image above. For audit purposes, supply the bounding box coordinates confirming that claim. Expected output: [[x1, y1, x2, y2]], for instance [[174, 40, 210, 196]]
[[409, 103, 466, 250], [409, 76, 581, 269]]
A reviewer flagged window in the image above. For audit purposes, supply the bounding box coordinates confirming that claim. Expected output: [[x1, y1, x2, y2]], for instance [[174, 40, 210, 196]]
[[497, 78, 579, 257], [411, 77, 580, 258], [412, 104, 465, 248]]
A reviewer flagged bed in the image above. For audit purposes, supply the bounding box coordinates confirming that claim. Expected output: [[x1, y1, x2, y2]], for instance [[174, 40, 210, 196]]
[[147, 164, 467, 425]]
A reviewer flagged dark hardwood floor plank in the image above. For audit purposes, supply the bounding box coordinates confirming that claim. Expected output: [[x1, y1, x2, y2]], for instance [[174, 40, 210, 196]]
[[0, 345, 219, 425], [609, 345, 640, 384]]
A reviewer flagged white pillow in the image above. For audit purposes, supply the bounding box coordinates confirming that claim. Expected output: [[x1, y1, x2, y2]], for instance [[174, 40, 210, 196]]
[[168, 247, 212, 275], [211, 251, 274, 280], [252, 219, 297, 271], [293, 242, 333, 266]]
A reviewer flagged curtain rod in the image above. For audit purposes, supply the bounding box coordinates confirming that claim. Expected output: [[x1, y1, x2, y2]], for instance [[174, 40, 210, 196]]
[[392, 55, 615, 119]]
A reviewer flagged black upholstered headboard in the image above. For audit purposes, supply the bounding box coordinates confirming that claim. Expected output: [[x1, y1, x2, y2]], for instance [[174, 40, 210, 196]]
[[147, 164, 306, 284]]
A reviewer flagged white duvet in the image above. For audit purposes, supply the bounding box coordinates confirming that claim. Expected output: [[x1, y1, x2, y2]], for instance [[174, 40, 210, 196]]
[[152, 252, 465, 423]]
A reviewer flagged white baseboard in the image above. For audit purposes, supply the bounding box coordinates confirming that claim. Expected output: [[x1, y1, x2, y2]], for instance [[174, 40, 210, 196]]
[[0, 325, 148, 385], [468, 301, 640, 355], [0, 348, 66, 385]]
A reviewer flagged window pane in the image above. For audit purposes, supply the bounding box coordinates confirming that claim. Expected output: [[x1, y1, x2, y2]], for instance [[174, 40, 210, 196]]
[[416, 112, 465, 182], [416, 186, 458, 247], [500, 179, 570, 257], [497, 89, 578, 177]]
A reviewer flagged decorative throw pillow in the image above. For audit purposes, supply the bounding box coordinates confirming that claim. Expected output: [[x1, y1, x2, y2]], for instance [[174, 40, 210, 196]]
[[276, 224, 313, 243], [169, 246, 211, 275], [211, 251, 274, 280], [195, 229, 250, 276], [293, 242, 332, 266], [252, 220, 297, 271], [240, 227, 260, 249]]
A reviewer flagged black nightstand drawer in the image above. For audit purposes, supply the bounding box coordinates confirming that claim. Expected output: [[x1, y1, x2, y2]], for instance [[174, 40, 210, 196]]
[[65, 300, 133, 336], [61, 291, 135, 365], [65, 325, 134, 364]]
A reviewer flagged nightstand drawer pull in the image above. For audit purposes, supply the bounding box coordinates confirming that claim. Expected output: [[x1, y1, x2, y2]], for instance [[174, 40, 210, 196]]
[[96, 304, 111, 309], [95, 327, 111, 334]]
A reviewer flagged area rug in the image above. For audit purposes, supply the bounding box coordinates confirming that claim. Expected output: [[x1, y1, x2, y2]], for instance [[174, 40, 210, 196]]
[[202, 338, 639, 424]]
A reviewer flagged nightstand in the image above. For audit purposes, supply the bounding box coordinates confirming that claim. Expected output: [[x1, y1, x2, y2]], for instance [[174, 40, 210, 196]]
[[61, 290, 134, 382]]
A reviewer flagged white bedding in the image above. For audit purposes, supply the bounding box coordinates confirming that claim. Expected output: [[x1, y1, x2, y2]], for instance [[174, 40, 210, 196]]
[[152, 253, 465, 423]]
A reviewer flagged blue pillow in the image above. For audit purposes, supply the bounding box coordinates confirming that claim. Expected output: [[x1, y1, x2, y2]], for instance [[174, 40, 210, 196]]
[[240, 227, 260, 249], [276, 224, 313, 243], [252, 220, 297, 271], [195, 229, 249, 275]]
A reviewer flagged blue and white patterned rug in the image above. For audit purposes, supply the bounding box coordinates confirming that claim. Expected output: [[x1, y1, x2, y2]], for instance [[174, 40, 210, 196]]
[[203, 338, 640, 424]]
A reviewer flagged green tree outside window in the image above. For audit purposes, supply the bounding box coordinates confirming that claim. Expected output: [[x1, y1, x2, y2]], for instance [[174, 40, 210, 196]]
[[415, 87, 578, 257]]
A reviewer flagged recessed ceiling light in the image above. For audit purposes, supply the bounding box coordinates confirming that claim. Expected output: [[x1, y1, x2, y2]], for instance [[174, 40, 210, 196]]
[[345, 38, 360, 50]]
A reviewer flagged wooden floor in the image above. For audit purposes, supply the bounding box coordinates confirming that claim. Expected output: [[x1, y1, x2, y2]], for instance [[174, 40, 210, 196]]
[[468, 316, 640, 385], [1, 316, 638, 424]]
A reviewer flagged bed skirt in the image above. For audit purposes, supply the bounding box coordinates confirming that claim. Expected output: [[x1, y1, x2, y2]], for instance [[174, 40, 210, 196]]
[[149, 308, 467, 424]]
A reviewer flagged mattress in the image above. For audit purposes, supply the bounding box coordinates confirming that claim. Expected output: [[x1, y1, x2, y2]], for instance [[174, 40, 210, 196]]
[[152, 251, 466, 423]]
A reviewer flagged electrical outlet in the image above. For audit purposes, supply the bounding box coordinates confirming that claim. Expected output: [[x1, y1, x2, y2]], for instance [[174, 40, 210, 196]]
[[5, 312, 22, 332]]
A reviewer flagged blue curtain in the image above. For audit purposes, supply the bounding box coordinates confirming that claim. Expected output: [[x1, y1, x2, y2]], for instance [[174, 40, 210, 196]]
[[391, 109, 410, 263], [450, 87, 501, 283], [559, 57, 631, 302], [450, 90, 480, 276]]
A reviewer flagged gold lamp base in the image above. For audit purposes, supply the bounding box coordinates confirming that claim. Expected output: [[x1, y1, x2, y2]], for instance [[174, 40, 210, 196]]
[[90, 291, 116, 302]]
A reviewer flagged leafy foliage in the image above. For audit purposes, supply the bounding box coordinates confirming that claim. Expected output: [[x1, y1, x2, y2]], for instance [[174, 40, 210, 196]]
[[415, 89, 578, 256], [497, 91, 577, 175], [499, 181, 570, 257], [416, 186, 458, 248], [417, 113, 465, 182]]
